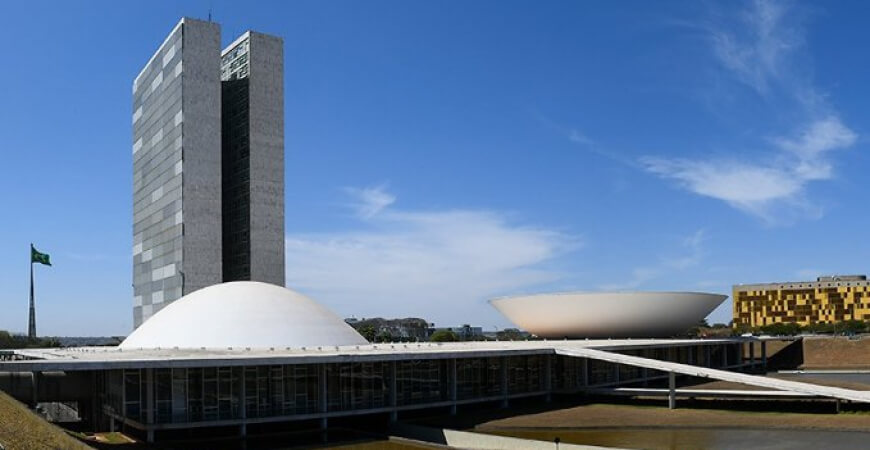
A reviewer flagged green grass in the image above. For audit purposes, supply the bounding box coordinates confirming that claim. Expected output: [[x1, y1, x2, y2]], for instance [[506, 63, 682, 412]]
[[96, 432, 131, 444], [0, 390, 92, 450]]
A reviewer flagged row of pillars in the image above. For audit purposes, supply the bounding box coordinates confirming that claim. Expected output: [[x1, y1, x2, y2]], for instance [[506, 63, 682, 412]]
[[747, 340, 768, 369], [598, 343, 744, 390], [319, 357, 519, 442], [665, 341, 768, 410], [212, 356, 531, 442], [115, 344, 765, 442]]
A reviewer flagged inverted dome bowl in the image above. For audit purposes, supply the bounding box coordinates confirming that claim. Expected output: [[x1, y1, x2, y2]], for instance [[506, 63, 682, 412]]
[[121, 281, 367, 349], [490, 291, 726, 338]]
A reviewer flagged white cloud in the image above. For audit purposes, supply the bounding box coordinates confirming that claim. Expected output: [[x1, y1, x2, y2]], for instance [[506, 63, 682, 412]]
[[643, 1, 857, 223], [710, 0, 798, 94], [569, 129, 593, 146], [286, 187, 579, 327], [344, 185, 396, 218], [776, 117, 858, 157], [643, 158, 799, 205], [775, 117, 857, 180], [599, 229, 706, 291], [642, 116, 854, 222]]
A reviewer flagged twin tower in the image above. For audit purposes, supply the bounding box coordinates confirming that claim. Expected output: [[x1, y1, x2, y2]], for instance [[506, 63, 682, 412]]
[[132, 18, 285, 328]]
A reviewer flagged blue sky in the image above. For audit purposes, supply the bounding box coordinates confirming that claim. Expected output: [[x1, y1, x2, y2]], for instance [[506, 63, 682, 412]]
[[2, 0, 869, 336]]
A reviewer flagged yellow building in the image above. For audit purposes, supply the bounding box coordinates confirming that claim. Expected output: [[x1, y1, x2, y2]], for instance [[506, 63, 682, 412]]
[[733, 275, 870, 329]]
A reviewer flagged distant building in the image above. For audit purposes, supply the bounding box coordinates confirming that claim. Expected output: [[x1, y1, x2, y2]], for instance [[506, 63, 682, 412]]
[[132, 18, 284, 328], [733, 275, 870, 329], [491, 292, 725, 338]]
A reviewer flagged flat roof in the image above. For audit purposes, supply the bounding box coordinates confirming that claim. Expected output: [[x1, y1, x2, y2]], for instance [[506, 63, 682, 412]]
[[734, 279, 870, 291], [0, 339, 743, 372]]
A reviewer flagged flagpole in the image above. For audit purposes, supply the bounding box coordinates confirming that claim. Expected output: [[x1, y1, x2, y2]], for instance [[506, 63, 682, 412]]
[[29, 243, 36, 340]]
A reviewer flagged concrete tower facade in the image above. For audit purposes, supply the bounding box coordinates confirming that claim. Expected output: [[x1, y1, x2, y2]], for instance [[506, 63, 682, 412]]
[[220, 32, 285, 285], [132, 18, 284, 328]]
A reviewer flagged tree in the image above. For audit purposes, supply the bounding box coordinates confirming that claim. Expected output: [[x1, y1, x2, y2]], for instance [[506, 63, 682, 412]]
[[759, 322, 800, 336], [359, 325, 376, 342], [376, 331, 393, 343], [838, 320, 867, 335], [0, 331, 61, 349], [496, 328, 525, 341], [731, 323, 752, 336], [429, 330, 459, 342], [804, 322, 833, 334]]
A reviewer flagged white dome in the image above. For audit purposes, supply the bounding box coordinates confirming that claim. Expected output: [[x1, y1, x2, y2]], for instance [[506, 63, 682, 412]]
[[121, 282, 367, 349], [491, 291, 726, 338]]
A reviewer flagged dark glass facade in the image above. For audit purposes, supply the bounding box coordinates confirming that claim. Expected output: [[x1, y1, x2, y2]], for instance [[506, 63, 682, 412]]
[[104, 356, 552, 426], [396, 359, 449, 406], [221, 77, 252, 281], [99, 343, 745, 431]]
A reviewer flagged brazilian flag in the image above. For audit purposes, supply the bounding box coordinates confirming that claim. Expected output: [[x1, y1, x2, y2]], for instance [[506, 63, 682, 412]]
[[31, 245, 51, 266]]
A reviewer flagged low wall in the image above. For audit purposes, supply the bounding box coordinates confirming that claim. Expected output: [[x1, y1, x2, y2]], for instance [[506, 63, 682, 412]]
[[802, 336, 870, 369], [745, 336, 870, 370]]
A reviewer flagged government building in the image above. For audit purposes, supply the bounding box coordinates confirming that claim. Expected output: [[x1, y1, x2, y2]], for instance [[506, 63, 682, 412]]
[[1, 282, 757, 443], [132, 18, 284, 328], [733, 275, 870, 328], [6, 17, 859, 447]]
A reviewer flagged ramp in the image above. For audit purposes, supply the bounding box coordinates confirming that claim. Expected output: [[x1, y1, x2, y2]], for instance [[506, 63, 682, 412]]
[[557, 347, 870, 403], [589, 387, 820, 399]]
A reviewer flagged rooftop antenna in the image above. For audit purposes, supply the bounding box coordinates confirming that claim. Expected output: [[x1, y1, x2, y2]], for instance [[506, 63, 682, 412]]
[[208, 1, 213, 22]]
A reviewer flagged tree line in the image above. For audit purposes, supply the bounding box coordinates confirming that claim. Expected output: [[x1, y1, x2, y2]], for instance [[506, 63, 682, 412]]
[[735, 320, 869, 337], [0, 330, 60, 349]]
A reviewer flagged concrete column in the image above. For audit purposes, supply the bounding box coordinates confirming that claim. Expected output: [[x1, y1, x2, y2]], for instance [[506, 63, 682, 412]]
[[389, 361, 398, 422], [450, 359, 458, 415], [749, 341, 755, 366], [761, 341, 768, 369], [722, 344, 729, 368], [145, 368, 154, 443], [687, 346, 695, 366], [641, 367, 649, 387], [319, 364, 327, 412], [668, 371, 676, 410], [500, 357, 509, 408], [613, 363, 620, 385], [544, 354, 552, 402], [120, 370, 126, 419], [239, 367, 247, 437], [30, 371, 38, 408], [91, 371, 100, 431], [319, 364, 328, 443], [705, 345, 712, 367], [736, 343, 743, 366], [580, 358, 589, 388]]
